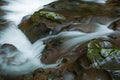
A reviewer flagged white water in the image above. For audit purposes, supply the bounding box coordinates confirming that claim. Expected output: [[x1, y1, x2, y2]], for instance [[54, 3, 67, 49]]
[[0, 0, 61, 75], [61, 18, 120, 53], [0, 0, 119, 76], [82, 0, 107, 3], [1, 0, 58, 25], [0, 24, 64, 75], [0, 0, 107, 25]]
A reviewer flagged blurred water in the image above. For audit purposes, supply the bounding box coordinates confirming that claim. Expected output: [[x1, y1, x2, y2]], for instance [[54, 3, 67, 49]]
[[1, 0, 57, 25], [0, 0, 57, 75], [0, 0, 119, 76], [82, 0, 107, 3]]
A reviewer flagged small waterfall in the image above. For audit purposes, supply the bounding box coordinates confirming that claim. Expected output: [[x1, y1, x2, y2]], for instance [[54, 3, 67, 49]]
[[0, 0, 119, 76], [0, 23, 63, 75], [0, 0, 59, 75], [0, 23, 45, 75]]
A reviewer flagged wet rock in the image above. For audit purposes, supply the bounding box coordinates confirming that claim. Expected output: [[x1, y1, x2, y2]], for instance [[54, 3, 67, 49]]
[[17, 0, 120, 79], [109, 19, 120, 48], [108, 32, 120, 48], [110, 70, 120, 80], [0, 44, 19, 70], [0, 44, 18, 61], [32, 68, 63, 80], [19, 10, 67, 42], [61, 53, 112, 80], [19, 0, 120, 43], [107, 0, 120, 6], [19, 19, 51, 43], [0, 44, 17, 52], [33, 75, 46, 80], [87, 39, 120, 69]]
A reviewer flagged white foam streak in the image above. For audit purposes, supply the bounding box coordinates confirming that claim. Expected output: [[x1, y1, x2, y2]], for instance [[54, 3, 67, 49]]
[[0, 23, 62, 75], [1, 0, 57, 25], [0, 24, 46, 75], [82, 0, 107, 3], [0, 0, 61, 75], [0, 25, 32, 51], [60, 23, 114, 53]]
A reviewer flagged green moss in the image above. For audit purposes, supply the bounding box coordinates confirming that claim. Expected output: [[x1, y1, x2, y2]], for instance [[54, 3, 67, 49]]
[[87, 39, 120, 67], [38, 11, 66, 22]]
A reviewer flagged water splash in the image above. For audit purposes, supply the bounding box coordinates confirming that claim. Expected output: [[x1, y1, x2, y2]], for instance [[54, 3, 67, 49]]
[[0, 0, 60, 75], [1, 0, 58, 25], [0, 23, 63, 75]]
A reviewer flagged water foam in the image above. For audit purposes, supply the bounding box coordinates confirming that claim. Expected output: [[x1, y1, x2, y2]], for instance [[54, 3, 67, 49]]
[[1, 0, 58, 25], [0, 0, 59, 75], [0, 23, 63, 75]]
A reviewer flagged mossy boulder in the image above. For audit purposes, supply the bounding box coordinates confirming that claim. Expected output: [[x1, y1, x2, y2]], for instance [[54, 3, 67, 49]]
[[87, 39, 120, 69]]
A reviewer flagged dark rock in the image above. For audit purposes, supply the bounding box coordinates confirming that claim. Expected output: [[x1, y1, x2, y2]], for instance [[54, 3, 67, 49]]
[[108, 20, 120, 48], [19, 18, 51, 43], [107, 0, 120, 6], [1, 44, 17, 52]]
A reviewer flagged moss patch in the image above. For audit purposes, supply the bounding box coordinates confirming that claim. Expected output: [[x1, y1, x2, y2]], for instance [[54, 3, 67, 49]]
[[38, 11, 66, 22]]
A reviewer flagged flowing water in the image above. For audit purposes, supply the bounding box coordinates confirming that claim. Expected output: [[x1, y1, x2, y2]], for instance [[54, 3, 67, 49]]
[[1, 0, 58, 25], [81, 0, 107, 3], [0, 0, 119, 76]]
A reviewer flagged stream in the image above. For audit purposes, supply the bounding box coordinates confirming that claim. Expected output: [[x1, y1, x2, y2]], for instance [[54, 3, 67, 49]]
[[0, 0, 120, 80]]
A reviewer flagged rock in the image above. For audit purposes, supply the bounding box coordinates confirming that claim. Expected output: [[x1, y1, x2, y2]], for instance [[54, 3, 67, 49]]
[[19, 18, 51, 43], [0, 44, 17, 52], [107, 0, 120, 5], [87, 39, 120, 69], [19, 0, 120, 43], [33, 75, 46, 80], [109, 19, 120, 48], [110, 70, 120, 80], [17, 0, 120, 79], [108, 32, 120, 48], [0, 44, 18, 68], [38, 11, 66, 22]]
